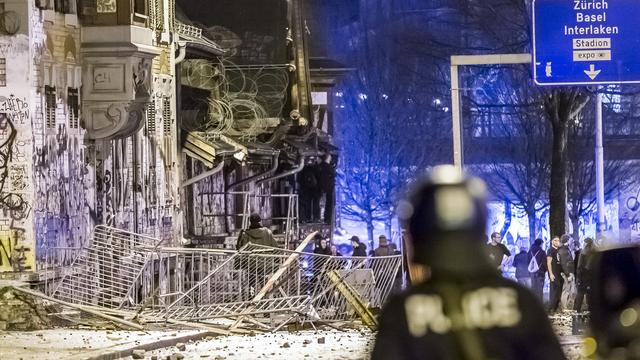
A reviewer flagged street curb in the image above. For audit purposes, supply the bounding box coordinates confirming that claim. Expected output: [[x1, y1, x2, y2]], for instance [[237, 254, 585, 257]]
[[80, 331, 215, 360]]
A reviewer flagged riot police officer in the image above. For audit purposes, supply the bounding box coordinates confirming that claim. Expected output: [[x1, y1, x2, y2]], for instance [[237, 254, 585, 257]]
[[372, 166, 566, 360]]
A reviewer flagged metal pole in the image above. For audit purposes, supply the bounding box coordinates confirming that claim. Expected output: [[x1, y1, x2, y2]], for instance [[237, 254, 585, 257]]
[[449, 54, 531, 172], [451, 63, 463, 171], [595, 90, 605, 233]]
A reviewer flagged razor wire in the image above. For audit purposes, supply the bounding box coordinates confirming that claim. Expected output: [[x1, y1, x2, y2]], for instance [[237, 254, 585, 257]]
[[181, 58, 290, 136]]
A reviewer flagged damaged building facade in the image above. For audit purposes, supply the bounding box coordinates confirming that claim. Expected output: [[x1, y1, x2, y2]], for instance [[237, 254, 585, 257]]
[[0, 0, 343, 276]]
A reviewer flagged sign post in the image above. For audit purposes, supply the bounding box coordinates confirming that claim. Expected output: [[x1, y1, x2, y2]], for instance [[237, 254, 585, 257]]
[[533, 0, 640, 236], [533, 0, 640, 86]]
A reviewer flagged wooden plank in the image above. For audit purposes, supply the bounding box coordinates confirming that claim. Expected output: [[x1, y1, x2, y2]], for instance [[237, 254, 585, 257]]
[[326, 270, 378, 330], [11, 286, 145, 331], [230, 231, 318, 330]]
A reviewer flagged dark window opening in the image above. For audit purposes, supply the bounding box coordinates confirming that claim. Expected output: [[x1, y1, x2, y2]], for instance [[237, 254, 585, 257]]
[[45, 86, 56, 129], [146, 100, 156, 135], [163, 98, 171, 135], [0, 58, 6, 87], [68, 88, 79, 129], [134, 0, 147, 15]]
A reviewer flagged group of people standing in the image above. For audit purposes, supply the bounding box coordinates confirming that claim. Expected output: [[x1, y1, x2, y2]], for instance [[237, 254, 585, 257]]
[[313, 234, 399, 258], [298, 154, 336, 224], [485, 231, 595, 313]]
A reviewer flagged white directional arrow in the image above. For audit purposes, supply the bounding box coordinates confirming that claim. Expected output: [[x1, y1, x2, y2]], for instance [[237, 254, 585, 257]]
[[584, 64, 602, 80]]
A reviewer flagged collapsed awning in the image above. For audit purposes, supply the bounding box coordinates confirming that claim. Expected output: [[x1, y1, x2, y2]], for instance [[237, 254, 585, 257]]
[[182, 132, 281, 167], [182, 132, 240, 168]]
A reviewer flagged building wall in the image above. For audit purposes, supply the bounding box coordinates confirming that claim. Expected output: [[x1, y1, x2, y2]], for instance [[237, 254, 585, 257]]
[[0, 1, 39, 272], [0, 0, 181, 273], [33, 7, 90, 270]]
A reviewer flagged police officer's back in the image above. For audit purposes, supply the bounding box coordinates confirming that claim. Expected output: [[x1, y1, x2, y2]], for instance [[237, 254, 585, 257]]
[[372, 166, 565, 360]]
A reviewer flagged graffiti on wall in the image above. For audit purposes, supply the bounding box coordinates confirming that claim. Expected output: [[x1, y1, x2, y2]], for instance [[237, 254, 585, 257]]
[[96, 0, 117, 13], [0, 221, 30, 271], [33, 123, 91, 268], [0, 113, 29, 219], [0, 111, 32, 272], [0, 95, 29, 125]]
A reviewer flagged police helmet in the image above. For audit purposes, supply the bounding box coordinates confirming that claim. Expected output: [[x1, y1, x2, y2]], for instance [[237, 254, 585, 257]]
[[397, 165, 488, 266]]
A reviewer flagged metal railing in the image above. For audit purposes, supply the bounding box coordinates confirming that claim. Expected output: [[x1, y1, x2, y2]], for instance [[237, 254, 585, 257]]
[[46, 226, 402, 330], [42, 246, 83, 296], [148, 244, 402, 325], [50, 226, 164, 309]]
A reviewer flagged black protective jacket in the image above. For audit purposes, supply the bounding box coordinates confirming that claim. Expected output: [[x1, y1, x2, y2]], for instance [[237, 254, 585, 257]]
[[372, 270, 566, 360], [557, 245, 575, 277]]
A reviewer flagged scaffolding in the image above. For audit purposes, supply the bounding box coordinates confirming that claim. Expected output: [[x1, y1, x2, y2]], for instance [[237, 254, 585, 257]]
[[196, 191, 299, 248]]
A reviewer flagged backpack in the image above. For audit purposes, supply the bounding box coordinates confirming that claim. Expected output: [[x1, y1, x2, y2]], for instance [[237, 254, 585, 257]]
[[528, 250, 540, 273]]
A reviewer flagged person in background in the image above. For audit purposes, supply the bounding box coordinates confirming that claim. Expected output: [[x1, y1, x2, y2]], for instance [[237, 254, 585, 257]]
[[350, 236, 367, 257], [314, 237, 332, 256], [330, 244, 342, 257], [236, 213, 277, 249], [374, 235, 394, 256], [528, 238, 548, 303], [298, 159, 320, 223], [547, 235, 574, 313], [316, 154, 336, 224], [513, 246, 531, 287], [574, 237, 594, 312], [485, 232, 511, 273]]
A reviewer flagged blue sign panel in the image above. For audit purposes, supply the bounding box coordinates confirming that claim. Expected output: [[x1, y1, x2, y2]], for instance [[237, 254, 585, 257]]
[[533, 0, 640, 85]]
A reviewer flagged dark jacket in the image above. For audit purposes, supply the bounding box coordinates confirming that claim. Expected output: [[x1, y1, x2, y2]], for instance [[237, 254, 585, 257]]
[[374, 244, 395, 257], [314, 245, 332, 256], [373, 271, 566, 360], [576, 245, 594, 288], [513, 251, 531, 279], [352, 243, 367, 257], [557, 245, 575, 277], [528, 244, 547, 275], [316, 161, 336, 191], [237, 226, 277, 249], [298, 164, 318, 189]]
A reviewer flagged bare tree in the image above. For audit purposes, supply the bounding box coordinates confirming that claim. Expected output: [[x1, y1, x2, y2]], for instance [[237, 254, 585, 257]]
[[333, 0, 445, 245], [543, 89, 590, 237], [477, 112, 551, 243], [567, 94, 636, 240]]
